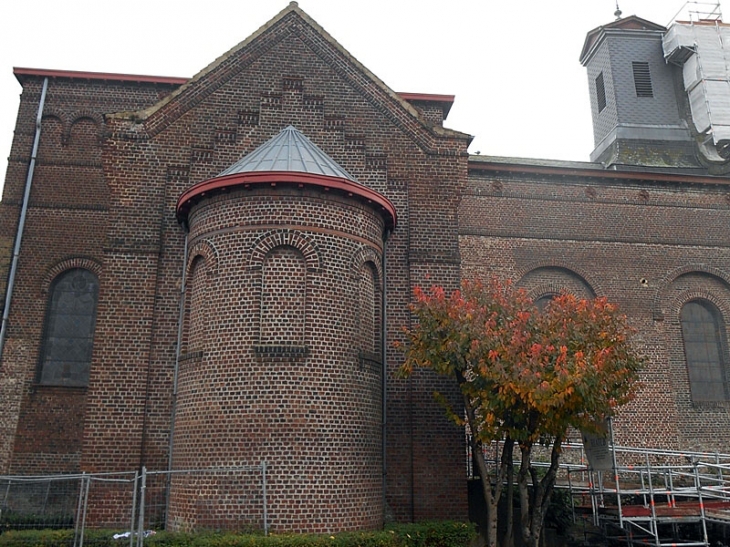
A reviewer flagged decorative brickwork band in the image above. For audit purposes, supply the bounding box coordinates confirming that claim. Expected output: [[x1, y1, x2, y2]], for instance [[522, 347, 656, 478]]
[[253, 344, 309, 357]]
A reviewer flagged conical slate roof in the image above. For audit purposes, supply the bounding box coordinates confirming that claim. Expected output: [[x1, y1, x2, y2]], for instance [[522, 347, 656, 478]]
[[218, 125, 356, 181], [177, 125, 396, 229]]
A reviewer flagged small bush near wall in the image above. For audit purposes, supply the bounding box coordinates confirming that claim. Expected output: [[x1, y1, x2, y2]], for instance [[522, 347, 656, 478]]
[[0, 522, 476, 547]]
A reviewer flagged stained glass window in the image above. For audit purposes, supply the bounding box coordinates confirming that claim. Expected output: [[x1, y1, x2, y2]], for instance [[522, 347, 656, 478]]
[[38, 269, 99, 386], [680, 300, 728, 402]]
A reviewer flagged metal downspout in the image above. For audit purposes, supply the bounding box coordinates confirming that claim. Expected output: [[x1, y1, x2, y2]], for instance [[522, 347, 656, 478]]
[[165, 223, 189, 515], [381, 228, 390, 526], [0, 77, 49, 360]]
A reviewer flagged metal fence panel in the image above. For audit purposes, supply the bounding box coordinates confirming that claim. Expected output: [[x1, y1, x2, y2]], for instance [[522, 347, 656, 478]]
[[1, 464, 267, 541], [0, 475, 81, 531]]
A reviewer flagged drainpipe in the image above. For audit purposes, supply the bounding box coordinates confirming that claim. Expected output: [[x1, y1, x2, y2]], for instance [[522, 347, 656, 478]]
[[0, 77, 49, 361], [165, 222, 189, 514], [381, 228, 391, 526]]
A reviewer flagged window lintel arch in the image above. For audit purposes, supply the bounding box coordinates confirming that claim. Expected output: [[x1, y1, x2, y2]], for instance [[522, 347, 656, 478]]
[[186, 239, 219, 281], [652, 266, 730, 321], [349, 245, 383, 284], [249, 230, 320, 272], [41, 257, 102, 295]]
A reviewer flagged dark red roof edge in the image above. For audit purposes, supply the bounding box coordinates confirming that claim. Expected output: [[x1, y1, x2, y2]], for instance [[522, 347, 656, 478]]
[[469, 160, 730, 186], [177, 171, 397, 229], [397, 92, 455, 103], [13, 67, 188, 85], [398, 92, 455, 118]]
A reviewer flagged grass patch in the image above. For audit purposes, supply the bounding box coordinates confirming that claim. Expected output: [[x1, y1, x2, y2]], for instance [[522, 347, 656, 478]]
[[0, 522, 475, 547]]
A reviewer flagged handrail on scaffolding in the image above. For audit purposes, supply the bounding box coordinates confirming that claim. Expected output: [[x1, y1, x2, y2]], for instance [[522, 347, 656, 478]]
[[667, 1, 723, 26]]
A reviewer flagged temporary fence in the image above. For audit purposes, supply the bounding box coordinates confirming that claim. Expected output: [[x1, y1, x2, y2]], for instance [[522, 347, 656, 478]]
[[140, 464, 268, 541], [0, 463, 267, 546]]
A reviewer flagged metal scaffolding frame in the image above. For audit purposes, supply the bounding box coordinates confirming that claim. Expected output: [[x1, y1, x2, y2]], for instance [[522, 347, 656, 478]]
[[475, 440, 730, 546], [574, 445, 730, 546]]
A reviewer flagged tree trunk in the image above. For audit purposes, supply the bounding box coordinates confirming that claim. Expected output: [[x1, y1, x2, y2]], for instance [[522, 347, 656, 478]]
[[457, 370, 505, 547], [473, 439, 498, 547], [503, 438, 515, 547], [517, 442, 535, 546], [517, 435, 565, 547]]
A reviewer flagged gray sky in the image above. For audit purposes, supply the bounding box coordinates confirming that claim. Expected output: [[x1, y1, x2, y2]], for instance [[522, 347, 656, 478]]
[[0, 1, 713, 195]]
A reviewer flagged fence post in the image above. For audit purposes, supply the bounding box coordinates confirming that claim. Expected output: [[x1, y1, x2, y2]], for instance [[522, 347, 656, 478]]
[[137, 467, 147, 547], [2, 478, 10, 508], [73, 473, 86, 547], [262, 462, 268, 536], [130, 470, 139, 547], [79, 474, 91, 547]]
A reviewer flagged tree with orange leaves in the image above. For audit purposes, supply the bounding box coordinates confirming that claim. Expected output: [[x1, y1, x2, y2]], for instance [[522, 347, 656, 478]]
[[399, 278, 644, 547]]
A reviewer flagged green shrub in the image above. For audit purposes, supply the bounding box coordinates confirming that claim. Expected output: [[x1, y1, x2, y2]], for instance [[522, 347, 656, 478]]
[[0, 512, 74, 533]]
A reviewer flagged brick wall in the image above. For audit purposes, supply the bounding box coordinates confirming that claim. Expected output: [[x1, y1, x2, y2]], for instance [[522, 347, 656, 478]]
[[69, 5, 468, 531], [0, 75, 179, 474], [4, 3, 730, 534], [461, 163, 730, 450]]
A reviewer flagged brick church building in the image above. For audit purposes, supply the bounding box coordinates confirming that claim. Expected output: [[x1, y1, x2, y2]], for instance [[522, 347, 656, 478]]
[[2, 1, 730, 533]]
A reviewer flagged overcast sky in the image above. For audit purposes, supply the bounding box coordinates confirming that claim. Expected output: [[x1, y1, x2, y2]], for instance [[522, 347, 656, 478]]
[[0, 1, 718, 195]]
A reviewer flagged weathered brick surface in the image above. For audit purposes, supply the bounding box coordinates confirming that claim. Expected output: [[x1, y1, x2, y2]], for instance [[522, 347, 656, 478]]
[[0, 76, 177, 473], [167, 187, 386, 532], [461, 165, 730, 450], [22, 2, 730, 535], [0, 4, 470, 532]]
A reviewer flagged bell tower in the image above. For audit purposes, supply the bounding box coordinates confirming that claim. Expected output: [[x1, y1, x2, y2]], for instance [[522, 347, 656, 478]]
[[579, 15, 700, 171]]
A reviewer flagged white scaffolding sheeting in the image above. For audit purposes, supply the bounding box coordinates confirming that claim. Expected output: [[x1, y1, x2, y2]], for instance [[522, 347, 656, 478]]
[[663, 21, 730, 153]]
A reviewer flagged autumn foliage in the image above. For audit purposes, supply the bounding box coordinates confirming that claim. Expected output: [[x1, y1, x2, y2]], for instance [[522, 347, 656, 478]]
[[399, 278, 644, 547]]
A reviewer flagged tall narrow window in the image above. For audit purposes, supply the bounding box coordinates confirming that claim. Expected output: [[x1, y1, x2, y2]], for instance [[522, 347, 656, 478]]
[[680, 299, 729, 402], [632, 61, 653, 97], [38, 268, 99, 386], [182, 256, 208, 355], [595, 72, 607, 112], [358, 262, 381, 356], [260, 246, 306, 345]]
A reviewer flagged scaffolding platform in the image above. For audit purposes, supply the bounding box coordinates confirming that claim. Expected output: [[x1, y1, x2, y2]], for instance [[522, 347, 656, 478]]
[[567, 445, 730, 546]]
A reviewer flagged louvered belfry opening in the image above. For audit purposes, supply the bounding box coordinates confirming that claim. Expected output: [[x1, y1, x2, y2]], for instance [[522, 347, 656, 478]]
[[632, 61, 654, 97]]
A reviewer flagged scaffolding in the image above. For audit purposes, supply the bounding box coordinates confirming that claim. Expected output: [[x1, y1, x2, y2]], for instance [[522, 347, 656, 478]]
[[572, 445, 730, 546], [474, 440, 730, 546]]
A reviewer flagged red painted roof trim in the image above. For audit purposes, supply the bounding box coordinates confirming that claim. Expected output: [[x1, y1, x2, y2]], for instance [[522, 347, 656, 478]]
[[177, 171, 397, 229], [469, 160, 730, 186], [398, 92, 455, 117], [14, 67, 188, 86], [397, 92, 455, 103]]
